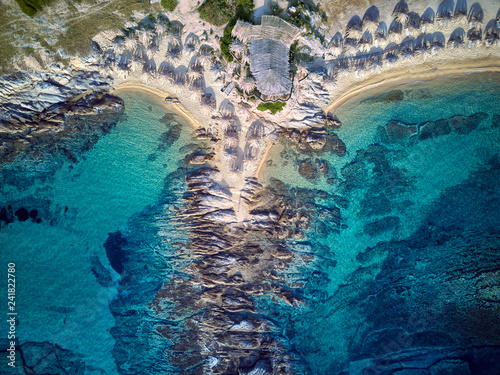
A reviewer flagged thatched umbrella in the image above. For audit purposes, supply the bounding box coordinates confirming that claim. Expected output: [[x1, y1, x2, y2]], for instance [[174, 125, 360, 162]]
[[345, 27, 362, 40], [375, 34, 388, 49], [385, 52, 399, 66], [363, 20, 379, 35], [159, 61, 175, 78], [198, 45, 214, 67], [468, 3, 484, 29], [405, 12, 421, 37], [187, 65, 203, 84], [137, 29, 153, 46], [328, 32, 343, 57], [112, 36, 125, 55], [343, 42, 358, 57], [165, 46, 182, 63], [172, 73, 185, 87], [453, 1, 467, 24], [485, 21, 500, 46], [421, 7, 435, 32], [392, 0, 409, 25], [388, 19, 403, 43], [230, 40, 245, 57], [210, 63, 226, 81], [125, 35, 137, 52], [102, 49, 116, 68], [169, 21, 184, 39], [232, 20, 253, 43], [184, 33, 200, 53], [358, 31, 373, 52], [467, 27, 483, 47], [166, 34, 181, 47], [239, 76, 256, 94], [130, 59, 142, 73], [200, 93, 216, 110], [325, 61, 336, 78], [448, 28, 465, 48], [155, 23, 166, 40], [190, 77, 205, 93], [362, 6, 380, 34]]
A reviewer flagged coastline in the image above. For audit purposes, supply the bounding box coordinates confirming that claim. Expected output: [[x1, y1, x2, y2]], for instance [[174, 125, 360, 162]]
[[325, 57, 500, 113], [112, 82, 204, 130]]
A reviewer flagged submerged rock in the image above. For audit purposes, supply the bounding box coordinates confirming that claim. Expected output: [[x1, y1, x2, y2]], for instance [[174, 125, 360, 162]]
[[298, 158, 318, 180], [385, 120, 418, 143]]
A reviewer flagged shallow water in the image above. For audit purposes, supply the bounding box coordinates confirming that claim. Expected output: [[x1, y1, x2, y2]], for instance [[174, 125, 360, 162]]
[[0, 91, 194, 373]]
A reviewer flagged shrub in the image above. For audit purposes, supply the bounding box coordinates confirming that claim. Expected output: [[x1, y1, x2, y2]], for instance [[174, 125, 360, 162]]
[[198, 0, 253, 26], [161, 0, 178, 11], [15, 0, 52, 17], [257, 101, 286, 114]]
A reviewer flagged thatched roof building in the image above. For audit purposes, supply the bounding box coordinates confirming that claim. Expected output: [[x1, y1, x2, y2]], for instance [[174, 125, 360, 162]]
[[232, 15, 300, 99]]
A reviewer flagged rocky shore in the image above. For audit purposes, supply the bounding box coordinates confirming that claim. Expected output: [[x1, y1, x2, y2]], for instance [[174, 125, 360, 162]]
[[0, 70, 124, 173]]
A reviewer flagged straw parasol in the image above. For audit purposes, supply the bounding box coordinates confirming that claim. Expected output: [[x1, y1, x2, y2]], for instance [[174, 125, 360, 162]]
[[406, 12, 421, 37], [210, 63, 226, 81], [230, 40, 245, 57], [343, 42, 358, 57], [137, 29, 153, 46], [125, 35, 137, 52], [468, 3, 484, 29], [388, 19, 403, 43], [392, 0, 409, 25], [384, 53, 398, 66], [198, 46, 214, 68], [448, 28, 465, 48], [112, 36, 125, 55], [130, 59, 142, 73], [165, 46, 182, 63], [239, 76, 256, 94], [345, 27, 362, 40], [155, 23, 166, 40], [187, 64, 204, 84], [362, 6, 380, 35]]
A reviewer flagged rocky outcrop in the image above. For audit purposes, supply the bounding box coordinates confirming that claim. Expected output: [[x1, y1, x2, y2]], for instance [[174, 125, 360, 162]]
[[0, 339, 105, 374], [282, 126, 346, 156], [0, 70, 124, 168]]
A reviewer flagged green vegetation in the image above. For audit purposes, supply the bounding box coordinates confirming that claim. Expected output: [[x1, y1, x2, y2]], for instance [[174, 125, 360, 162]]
[[200, 0, 253, 62], [15, 0, 52, 17], [160, 0, 178, 12], [257, 101, 286, 114], [198, 0, 253, 26]]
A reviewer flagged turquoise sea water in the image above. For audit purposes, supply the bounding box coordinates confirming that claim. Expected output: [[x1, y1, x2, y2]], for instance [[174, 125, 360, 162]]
[[0, 91, 194, 374], [1, 73, 499, 374], [262, 72, 500, 373]]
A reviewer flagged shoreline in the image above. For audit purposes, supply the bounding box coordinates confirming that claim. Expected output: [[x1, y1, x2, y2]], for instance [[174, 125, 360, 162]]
[[325, 57, 500, 113], [112, 82, 203, 130]]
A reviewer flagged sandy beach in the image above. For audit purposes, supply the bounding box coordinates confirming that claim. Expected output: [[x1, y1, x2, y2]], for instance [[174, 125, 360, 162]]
[[326, 56, 500, 113], [112, 82, 204, 130]]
